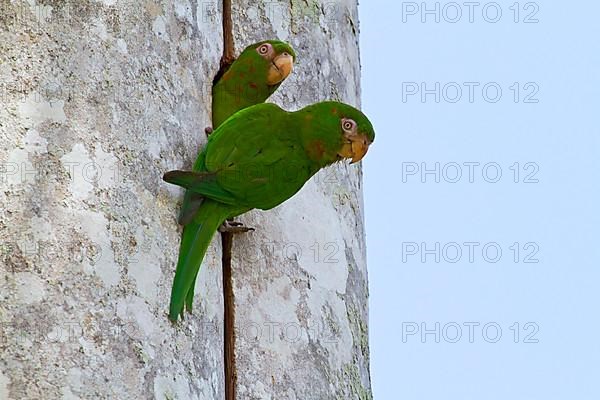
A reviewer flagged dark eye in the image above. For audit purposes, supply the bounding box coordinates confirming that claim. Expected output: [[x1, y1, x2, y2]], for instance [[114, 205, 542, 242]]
[[257, 44, 270, 55], [342, 119, 355, 132]]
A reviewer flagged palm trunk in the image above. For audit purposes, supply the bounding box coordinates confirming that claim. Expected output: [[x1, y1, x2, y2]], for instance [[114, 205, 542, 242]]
[[0, 1, 371, 398]]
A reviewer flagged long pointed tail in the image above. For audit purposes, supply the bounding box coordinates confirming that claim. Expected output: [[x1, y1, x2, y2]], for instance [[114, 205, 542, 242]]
[[169, 200, 230, 321]]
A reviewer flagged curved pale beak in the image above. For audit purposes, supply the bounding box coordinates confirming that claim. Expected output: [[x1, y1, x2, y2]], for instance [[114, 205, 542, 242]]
[[267, 53, 294, 85], [338, 134, 371, 164]]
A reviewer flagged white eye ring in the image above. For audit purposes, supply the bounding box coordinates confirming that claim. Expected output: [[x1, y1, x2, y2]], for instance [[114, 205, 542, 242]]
[[257, 44, 270, 55], [342, 119, 356, 132]]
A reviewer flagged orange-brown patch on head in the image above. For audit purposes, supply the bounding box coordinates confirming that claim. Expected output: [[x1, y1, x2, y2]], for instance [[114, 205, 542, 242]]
[[308, 140, 326, 160], [305, 114, 314, 121], [249, 82, 258, 89], [222, 71, 232, 81], [331, 107, 338, 115]]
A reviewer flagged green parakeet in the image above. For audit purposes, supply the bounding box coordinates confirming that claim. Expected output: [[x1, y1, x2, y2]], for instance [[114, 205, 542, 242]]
[[212, 39, 296, 128], [164, 101, 375, 321], [179, 40, 296, 225]]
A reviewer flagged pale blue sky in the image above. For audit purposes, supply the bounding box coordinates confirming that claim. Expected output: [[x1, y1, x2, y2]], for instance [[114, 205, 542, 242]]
[[359, 1, 600, 399]]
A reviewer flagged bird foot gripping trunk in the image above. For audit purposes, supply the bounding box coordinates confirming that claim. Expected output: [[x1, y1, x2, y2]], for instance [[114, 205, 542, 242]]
[[218, 219, 255, 233], [169, 200, 232, 321]]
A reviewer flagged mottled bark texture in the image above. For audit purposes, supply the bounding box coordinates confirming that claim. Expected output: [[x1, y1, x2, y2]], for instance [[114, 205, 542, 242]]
[[0, 1, 371, 399]]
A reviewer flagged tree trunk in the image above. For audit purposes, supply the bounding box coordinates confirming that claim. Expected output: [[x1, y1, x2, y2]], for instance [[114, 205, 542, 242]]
[[0, 1, 371, 399]]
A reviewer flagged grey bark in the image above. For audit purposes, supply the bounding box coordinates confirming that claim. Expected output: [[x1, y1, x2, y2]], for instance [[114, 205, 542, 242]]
[[0, 1, 371, 399]]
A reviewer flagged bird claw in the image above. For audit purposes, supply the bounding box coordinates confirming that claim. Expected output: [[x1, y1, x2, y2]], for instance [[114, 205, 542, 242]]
[[218, 220, 255, 234], [205, 127, 214, 136]]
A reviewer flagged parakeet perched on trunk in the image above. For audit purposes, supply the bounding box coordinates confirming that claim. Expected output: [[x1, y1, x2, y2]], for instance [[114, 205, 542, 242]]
[[180, 40, 295, 225], [212, 40, 295, 128], [164, 101, 375, 321]]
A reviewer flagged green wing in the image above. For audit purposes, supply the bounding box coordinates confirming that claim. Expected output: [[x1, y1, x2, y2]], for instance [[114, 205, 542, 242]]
[[171, 104, 315, 211], [177, 143, 208, 225], [164, 170, 239, 205]]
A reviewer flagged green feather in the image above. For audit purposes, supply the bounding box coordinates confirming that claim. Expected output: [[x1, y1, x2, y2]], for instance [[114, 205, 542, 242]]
[[169, 200, 232, 321], [212, 40, 296, 127]]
